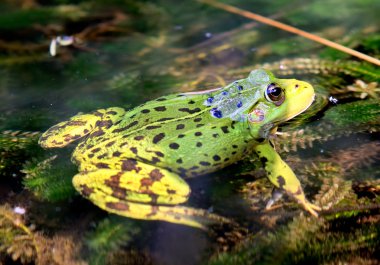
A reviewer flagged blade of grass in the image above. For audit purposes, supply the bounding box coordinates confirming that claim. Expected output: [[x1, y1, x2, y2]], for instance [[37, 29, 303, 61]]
[[198, 0, 380, 66]]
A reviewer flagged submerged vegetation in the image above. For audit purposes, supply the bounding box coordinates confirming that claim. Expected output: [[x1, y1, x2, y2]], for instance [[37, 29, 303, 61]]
[[0, 0, 379, 264]]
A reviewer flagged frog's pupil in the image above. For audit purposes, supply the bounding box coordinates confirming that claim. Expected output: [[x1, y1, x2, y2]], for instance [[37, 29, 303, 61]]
[[271, 87, 281, 96]]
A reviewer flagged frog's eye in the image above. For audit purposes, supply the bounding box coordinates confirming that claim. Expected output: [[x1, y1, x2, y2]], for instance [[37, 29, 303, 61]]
[[265, 83, 285, 106]]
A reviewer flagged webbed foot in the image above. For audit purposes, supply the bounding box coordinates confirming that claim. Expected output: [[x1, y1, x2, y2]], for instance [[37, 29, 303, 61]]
[[265, 188, 320, 217], [295, 196, 321, 217]]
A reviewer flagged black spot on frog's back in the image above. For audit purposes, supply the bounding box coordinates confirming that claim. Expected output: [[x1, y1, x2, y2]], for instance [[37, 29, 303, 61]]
[[112, 121, 139, 133], [154, 106, 167, 112], [153, 133, 165, 144], [176, 124, 185, 130], [169, 143, 180, 149], [121, 94, 206, 129], [221, 126, 229, 134], [213, 155, 221, 161], [178, 107, 201, 114]]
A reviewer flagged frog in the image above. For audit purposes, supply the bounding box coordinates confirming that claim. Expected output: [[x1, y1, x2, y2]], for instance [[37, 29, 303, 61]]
[[39, 69, 321, 228]]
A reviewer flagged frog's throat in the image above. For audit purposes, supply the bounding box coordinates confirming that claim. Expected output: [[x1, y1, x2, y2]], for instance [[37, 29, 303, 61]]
[[258, 122, 275, 139], [256, 93, 314, 139]]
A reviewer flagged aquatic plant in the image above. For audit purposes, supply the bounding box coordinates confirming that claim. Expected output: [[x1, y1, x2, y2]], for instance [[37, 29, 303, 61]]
[[275, 99, 380, 153], [0, 0, 378, 264], [22, 155, 77, 202], [0, 130, 40, 173], [0, 204, 38, 263], [214, 160, 379, 264], [85, 217, 141, 265]]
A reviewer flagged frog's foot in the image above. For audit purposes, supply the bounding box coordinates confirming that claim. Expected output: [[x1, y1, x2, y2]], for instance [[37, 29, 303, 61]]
[[265, 188, 320, 217], [292, 190, 321, 217], [72, 167, 230, 229], [39, 107, 125, 148], [301, 201, 321, 217], [256, 142, 321, 217]]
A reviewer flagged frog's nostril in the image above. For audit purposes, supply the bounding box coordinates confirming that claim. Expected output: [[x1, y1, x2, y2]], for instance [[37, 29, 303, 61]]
[[295, 84, 299, 90]]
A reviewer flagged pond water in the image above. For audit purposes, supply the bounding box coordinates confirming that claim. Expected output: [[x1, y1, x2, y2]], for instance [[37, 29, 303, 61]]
[[0, 0, 379, 264]]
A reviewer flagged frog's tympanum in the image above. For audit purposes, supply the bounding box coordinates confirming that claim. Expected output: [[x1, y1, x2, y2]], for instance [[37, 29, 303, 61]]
[[39, 69, 321, 228]]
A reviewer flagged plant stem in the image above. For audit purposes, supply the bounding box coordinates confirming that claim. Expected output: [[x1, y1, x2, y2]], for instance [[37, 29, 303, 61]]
[[198, 0, 380, 66]]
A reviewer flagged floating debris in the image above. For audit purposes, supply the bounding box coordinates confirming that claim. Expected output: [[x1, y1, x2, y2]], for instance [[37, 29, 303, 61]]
[[49, 36, 75, 56]]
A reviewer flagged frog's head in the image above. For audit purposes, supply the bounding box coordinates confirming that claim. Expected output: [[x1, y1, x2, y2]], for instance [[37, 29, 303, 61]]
[[246, 69, 315, 138]]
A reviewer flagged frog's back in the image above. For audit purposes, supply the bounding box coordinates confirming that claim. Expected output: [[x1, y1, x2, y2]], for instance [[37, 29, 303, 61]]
[[113, 93, 208, 133], [72, 93, 209, 158], [107, 79, 256, 136], [73, 90, 253, 176]]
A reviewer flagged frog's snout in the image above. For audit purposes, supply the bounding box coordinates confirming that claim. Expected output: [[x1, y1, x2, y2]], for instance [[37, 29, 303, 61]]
[[275, 79, 315, 122], [292, 80, 314, 96], [297, 80, 315, 108], [285, 80, 315, 107]]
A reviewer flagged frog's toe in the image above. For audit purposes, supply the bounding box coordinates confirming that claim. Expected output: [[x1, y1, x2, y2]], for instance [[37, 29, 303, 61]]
[[289, 186, 320, 217], [310, 203, 322, 211], [301, 201, 321, 217]]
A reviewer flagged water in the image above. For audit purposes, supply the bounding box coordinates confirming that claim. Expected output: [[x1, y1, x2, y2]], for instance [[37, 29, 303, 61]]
[[0, 0, 379, 264]]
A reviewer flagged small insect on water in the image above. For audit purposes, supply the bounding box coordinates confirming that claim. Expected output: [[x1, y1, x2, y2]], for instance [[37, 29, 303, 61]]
[[329, 96, 338, 104]]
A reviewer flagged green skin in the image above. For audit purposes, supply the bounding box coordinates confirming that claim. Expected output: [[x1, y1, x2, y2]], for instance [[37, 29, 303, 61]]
[[39, 69, 320, 228]]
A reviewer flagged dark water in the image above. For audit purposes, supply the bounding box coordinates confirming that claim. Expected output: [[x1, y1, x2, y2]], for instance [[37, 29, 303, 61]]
[[0, 0, 379, 264]]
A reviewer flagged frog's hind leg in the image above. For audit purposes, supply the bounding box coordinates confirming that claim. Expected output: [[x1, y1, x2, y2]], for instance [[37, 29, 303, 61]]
[[39, 107, 125, 148], [255, 142, 321, 216], [72, 166, 230, 228], [84, 194, 226, 229]]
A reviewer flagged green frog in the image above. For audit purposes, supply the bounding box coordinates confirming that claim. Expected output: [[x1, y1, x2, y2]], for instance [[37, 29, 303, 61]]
[[39, 69, 320, 228]]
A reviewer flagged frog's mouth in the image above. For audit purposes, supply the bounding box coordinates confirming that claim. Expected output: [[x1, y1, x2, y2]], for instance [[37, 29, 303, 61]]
[[283, 93, 315, 122]]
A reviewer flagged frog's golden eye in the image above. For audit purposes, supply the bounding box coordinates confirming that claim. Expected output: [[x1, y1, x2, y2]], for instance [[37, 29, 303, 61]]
[[265, 83, 285, 106]]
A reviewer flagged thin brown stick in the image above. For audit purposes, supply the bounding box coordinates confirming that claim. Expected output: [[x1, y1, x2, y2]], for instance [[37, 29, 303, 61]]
[[198, 0, 380, 66]]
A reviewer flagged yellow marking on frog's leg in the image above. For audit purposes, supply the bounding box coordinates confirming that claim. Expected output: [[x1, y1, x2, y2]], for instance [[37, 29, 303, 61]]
[[39, 107, 125, 148], [72, 167, 230, 228], [72, 167, 190, 205], [255, 142, 321, 216]]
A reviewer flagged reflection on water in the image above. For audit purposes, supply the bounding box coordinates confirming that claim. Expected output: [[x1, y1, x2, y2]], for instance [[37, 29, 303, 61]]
[[0, 0, 379, 264]]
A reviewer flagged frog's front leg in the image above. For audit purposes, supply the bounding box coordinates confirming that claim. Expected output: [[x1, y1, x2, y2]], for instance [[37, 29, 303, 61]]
[[72, 160, 227, 228], [39, 107, 125, 148], [255, 142, 321, 216]]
